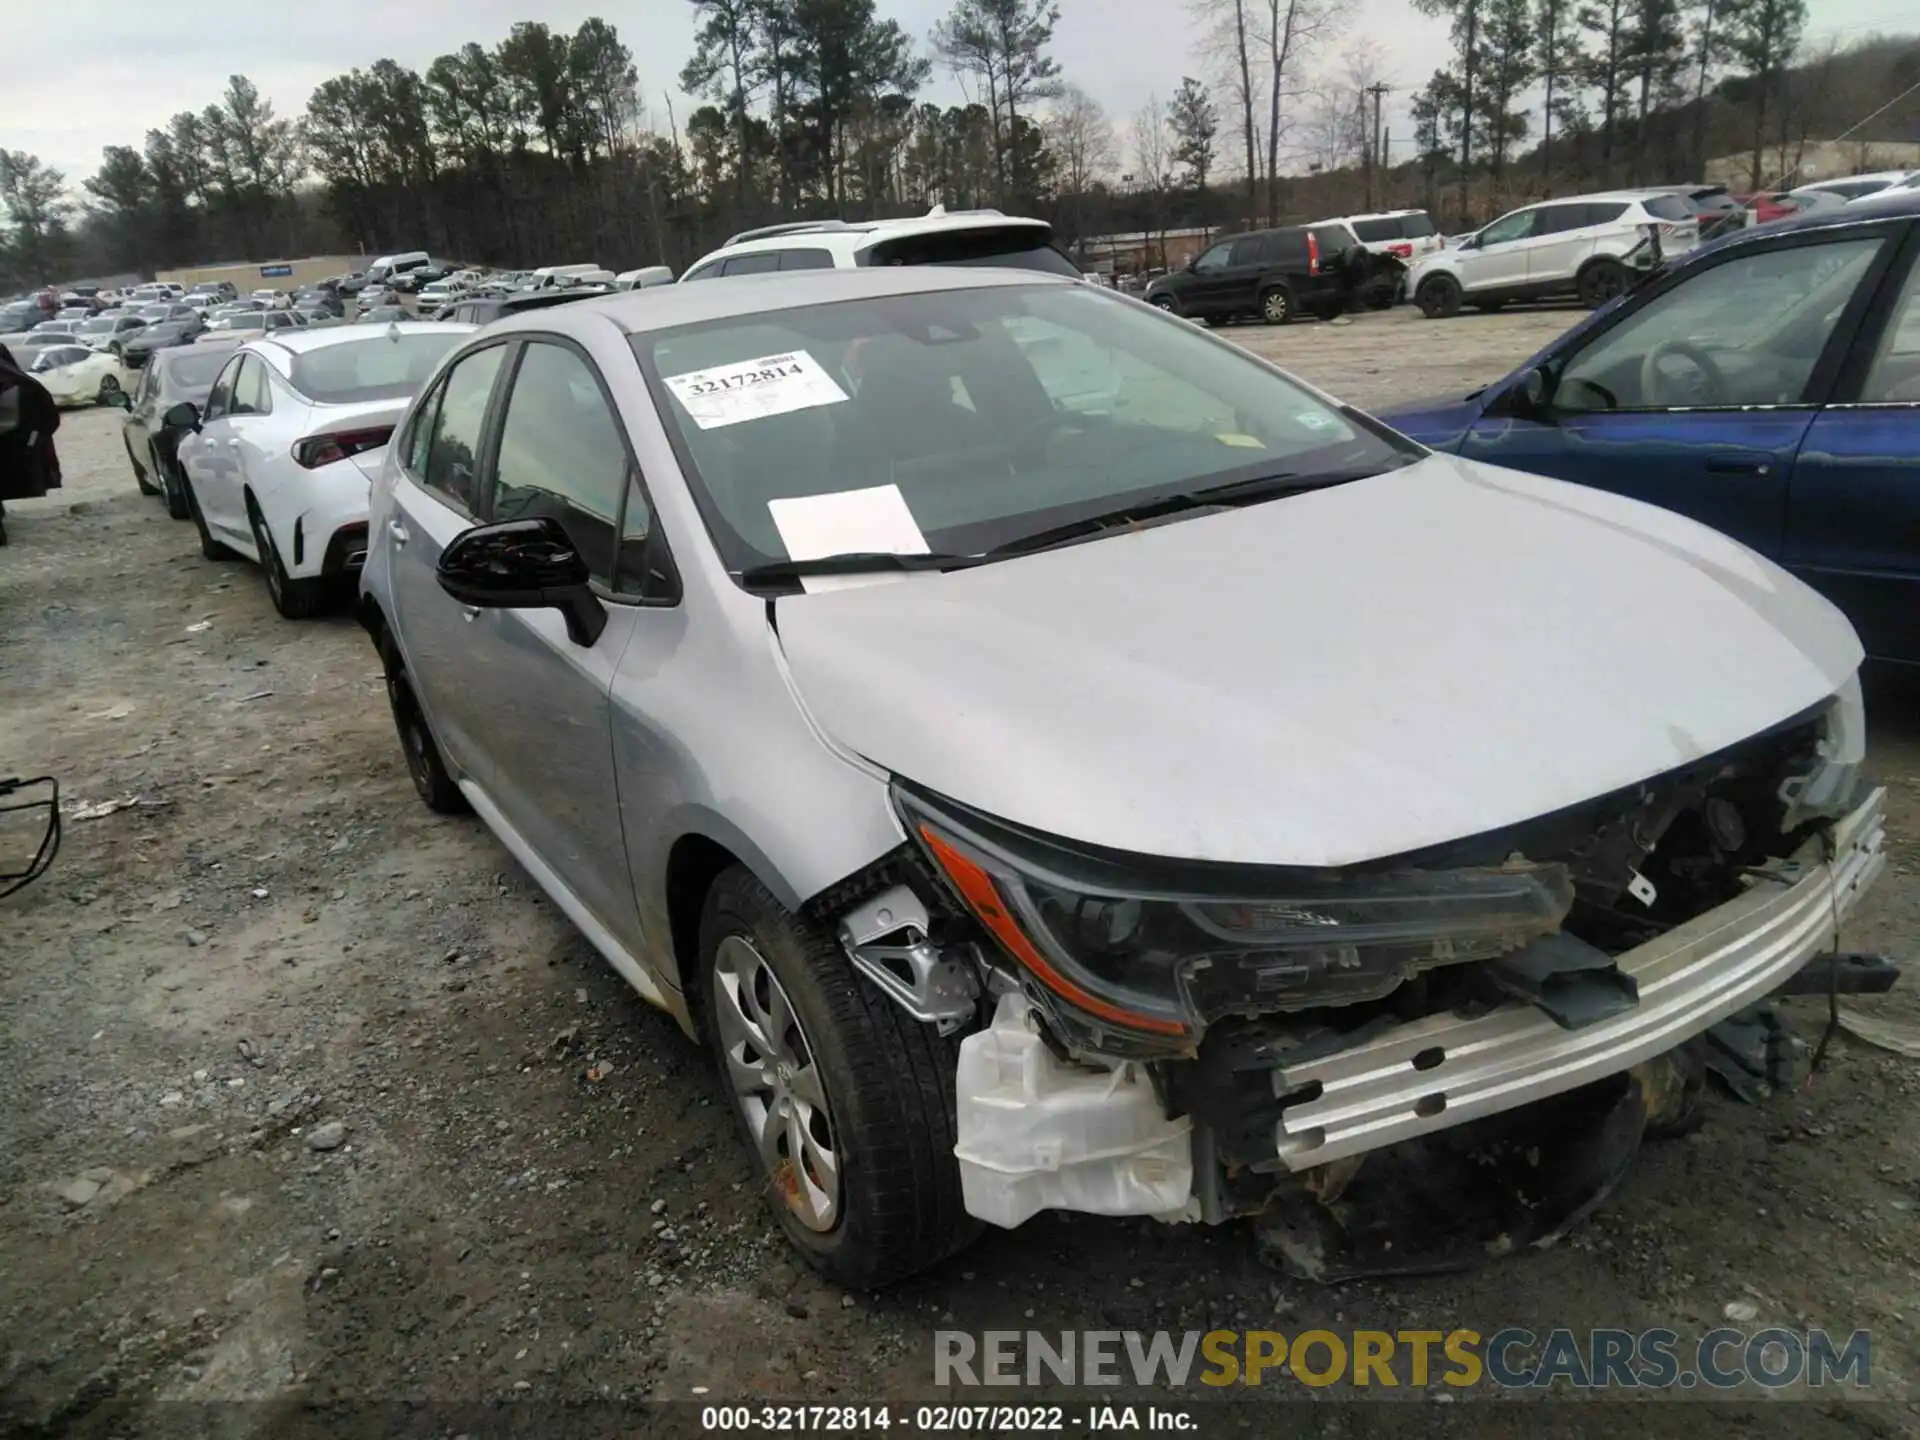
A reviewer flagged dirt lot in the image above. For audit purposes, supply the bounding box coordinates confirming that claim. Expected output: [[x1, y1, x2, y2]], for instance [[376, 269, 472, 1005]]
[[1, 307, 1916, 1437]]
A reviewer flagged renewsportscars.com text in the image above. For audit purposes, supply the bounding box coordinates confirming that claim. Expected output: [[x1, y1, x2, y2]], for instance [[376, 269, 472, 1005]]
[[934, 1327, 1872, 1392]]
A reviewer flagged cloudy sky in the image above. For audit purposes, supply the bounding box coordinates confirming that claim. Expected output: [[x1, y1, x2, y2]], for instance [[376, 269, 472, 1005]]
[[5, 0, 1914, 188]]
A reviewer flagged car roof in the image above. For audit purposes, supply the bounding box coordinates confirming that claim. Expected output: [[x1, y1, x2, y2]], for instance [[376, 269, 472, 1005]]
[[693, 210, 1053, 270], [494, 265, 1078, 340]]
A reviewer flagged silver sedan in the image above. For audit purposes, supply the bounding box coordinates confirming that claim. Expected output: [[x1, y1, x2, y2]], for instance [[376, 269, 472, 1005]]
[[357, 266, 1876, 1287]]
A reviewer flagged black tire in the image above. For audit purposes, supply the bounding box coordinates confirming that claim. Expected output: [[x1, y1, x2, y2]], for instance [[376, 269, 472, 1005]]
[[1577, 259, 1629, 309], [699, 867, 978, 1289], [183, 471, 238, 561], [384, 661, 468, 814], [1259, 285, 1294, 325], [126, 435, 160, 497], [1149, 295, 1178, 314], [1361, 282, 1397, 311], [1417, 274, 1463, 319], [154, 445, 191, 521], [248, 502, 328, 620]]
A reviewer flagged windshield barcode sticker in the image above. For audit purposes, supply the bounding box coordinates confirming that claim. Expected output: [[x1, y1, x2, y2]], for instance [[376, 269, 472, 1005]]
[[662, 350, 849, 430]]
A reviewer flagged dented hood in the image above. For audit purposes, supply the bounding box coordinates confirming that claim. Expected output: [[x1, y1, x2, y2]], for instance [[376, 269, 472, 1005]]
[[775, 454, 1862, 867]]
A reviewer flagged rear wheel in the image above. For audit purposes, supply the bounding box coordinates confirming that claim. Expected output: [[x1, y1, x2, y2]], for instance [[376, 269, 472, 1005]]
[[1417, 274, 1463, 319], [248, 503, 328, 620], [1259, 285, 1294, 325], [1149, 294, 1178, 314], [1577, 259, 1629, 308], [154, 445, 191, 521], [700, 867, 977, 1288], [96, 374, 121, 405]]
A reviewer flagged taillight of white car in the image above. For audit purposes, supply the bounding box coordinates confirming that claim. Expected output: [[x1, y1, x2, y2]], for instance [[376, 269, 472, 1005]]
[[293, 426, 394, 469]]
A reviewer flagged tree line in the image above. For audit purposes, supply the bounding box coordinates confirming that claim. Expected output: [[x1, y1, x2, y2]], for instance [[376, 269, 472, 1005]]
[[0, 0, 1915, 292]]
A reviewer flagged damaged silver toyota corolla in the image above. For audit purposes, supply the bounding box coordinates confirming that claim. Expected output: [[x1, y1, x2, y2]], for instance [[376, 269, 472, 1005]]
[[359, 266, 1887, 1288]]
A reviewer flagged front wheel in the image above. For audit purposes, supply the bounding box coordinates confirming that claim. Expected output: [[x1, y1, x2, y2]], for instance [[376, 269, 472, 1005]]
[[1149, 295, 1178, 314], [183, 472, 238, 560], [1259, 286, 1293, 325], [700, 867, 977, 1288], [385, 661, 468, 814], [96, 374, 121, 405], [127, 435, 160, 497]]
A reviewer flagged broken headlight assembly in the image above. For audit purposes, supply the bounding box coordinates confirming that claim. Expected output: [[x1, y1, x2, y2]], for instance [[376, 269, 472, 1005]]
[[896, 787, 1574, 1055]]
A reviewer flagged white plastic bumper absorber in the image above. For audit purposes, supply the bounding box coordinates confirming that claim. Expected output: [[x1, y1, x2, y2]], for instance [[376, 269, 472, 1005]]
[[953, 992, 1196, 1228]]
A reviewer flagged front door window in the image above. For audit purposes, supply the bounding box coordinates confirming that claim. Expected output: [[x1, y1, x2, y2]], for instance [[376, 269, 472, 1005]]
[[1553, 237, 1884, 412]]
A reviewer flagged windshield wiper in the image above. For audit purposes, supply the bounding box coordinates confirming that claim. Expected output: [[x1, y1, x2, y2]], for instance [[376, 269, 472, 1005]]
[[736, 550, 982, 586], [985, 467, 1380, 560]]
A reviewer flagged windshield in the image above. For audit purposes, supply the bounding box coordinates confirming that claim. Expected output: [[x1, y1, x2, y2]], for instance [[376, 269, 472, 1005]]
[[636, 281, 1414, 573], [288, 332, 467, 403], [862, 226, 1080, 276]]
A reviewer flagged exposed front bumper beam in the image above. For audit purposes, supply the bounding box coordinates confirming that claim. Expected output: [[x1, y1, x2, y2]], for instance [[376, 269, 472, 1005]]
[[1271, 787, 1887, 1170]]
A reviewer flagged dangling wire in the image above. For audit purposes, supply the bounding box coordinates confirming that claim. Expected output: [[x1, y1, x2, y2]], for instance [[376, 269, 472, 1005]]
[[0, 775, 60, 900], [1803, 826, 1844, 1084]]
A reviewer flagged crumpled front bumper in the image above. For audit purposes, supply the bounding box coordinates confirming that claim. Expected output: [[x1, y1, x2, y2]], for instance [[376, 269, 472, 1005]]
[[951, 787, 1886, 1226], [1271, 785, 1886, 1170]]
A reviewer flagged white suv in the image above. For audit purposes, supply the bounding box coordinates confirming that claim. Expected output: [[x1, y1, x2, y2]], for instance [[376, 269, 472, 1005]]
[[679, 206, 1079, 281], [1406, 190, 1699, 318], [1330, 208, 1444, 262]]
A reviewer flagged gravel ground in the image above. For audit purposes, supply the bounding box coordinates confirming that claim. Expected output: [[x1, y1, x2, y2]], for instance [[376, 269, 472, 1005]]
[[1, 307, 1916, 1437]]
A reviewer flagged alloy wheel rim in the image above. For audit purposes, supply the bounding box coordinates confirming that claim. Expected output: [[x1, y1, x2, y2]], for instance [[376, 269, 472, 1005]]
[[711, 934, 840, 1232]]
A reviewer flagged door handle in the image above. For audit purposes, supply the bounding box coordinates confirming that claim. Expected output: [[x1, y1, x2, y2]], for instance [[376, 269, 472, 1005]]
[[1706, 458, 1769, 476], [387, 519, 409, 544]]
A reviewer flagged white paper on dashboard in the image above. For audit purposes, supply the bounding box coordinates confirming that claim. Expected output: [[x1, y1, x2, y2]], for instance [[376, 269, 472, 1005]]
[[661, 349, 849, 430], [767, 483, 929, 594]]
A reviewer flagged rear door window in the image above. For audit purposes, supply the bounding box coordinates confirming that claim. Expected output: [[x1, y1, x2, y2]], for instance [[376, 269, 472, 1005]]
[[720, 252, 781, 277], [419, 344, 508, 515], [779, 248, 835, 271], [1583, 202, 1629, 226]]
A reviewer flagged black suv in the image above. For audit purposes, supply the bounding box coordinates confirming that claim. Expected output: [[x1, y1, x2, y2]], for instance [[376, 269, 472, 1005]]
[[1145, 222, 1366, 324]]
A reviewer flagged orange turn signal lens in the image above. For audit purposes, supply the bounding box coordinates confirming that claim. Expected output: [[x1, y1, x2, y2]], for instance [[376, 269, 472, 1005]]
[[918, 825, 1189, 1038]]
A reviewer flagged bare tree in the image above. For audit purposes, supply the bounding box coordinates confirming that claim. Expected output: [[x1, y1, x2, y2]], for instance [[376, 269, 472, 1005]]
[[1260, 0, 1341, 224], [1189, 0, 1265, 219], [1046, 84, 1117, 244], [1131, 94, 1170, 265], [1046, 84, 1118, 195]]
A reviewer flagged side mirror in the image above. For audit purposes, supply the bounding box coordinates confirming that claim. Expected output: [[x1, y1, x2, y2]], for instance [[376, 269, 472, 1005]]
[[1506, 366, 1553, 419], [106, 389, 133, 411], [163, 400, 201, 432], [436, 516, 608, 648]]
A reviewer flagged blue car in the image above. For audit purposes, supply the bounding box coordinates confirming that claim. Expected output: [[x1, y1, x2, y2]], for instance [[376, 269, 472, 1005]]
[[1383, 190, 1920, 664]]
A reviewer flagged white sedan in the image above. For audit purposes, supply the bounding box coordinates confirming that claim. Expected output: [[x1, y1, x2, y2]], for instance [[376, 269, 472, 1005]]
[[29, 344, 129, 406], [171, 322, 476, 618]]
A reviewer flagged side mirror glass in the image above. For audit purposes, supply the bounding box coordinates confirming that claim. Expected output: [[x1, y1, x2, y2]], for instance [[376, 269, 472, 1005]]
[[106, 389, 133, 411], [1507, 366, 1553, 419], [162, 400, 200, 431], [436, 516, 607, 647]]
